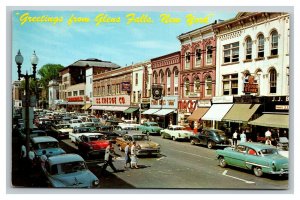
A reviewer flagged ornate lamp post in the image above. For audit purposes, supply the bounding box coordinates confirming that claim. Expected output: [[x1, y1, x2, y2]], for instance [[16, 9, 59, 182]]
[[15, 50, 38, 158]]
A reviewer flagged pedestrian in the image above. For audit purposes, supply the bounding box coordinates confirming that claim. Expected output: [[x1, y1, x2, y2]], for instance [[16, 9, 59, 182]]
[[265, 129, 272, 139], [232, 130, 238, 147], [130, 141, 139, 169], [20, 144, 27, 172], [240, 131, 247, 143], [124, 142, 131, 168], [40, 150, 47, 168], [265, 138, 272, 145], [28, 147, 36, 172], [101, 141, 118, 174]]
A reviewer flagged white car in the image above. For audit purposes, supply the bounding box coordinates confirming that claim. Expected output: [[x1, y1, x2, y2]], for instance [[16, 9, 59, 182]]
[[69, 128, 100, 144], [69, 119, 83, 128], [160, 125, 194, 141], [42, 153, 99, 188], [55, 124, 73, 134]]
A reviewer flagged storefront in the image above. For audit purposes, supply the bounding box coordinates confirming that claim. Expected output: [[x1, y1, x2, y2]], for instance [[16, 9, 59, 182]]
[[66, 96, 86, 112], [186, 100, 211, 130]]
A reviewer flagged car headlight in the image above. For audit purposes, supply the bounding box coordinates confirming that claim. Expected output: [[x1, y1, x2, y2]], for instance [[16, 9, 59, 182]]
[[93, 180, 99, 186]]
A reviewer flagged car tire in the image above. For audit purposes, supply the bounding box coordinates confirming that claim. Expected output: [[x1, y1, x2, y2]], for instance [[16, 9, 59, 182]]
[[207, 141, 214, 149], [190, 139, 196, 145], [161, 133, 165, 139], [253, 166, 263, 177], [172, 136, 176, 141], [218, 157, 227, 168]]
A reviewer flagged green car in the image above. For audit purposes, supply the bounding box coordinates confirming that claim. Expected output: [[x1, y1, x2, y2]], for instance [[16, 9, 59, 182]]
[[138, 122, 162, 135], [216, 142, 288, 177]]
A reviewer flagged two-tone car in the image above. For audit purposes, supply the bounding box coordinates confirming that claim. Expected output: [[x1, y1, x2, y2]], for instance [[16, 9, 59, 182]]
[[216, 142, 288, 177], [41, 153, 100, 188], [116, 133, 160, 156], [160, 125, 194, 141], [138, 122, 163, 135], [77, 133, 110, 158], [31, 136, 66, 158], [190, 128, 231, 149]]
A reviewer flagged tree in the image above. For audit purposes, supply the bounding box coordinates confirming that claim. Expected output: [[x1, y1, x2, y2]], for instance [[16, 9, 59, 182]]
[[38, 64, 64, 90]]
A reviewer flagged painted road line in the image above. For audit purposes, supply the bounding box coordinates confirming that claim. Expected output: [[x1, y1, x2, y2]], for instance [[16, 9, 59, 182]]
[[169, 148, 214, 160], [156, 157, 165, 161], [222, 170, 255, 184]]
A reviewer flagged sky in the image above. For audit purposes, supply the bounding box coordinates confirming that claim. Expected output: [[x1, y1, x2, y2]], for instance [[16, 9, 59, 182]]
[[12, 10, 237, 81]]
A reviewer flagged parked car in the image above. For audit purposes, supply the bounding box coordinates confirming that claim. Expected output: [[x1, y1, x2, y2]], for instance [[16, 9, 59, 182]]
[[190, 128, 231, 149], [69, 119, 83, 128], [45, 124, 72, 140], [77, 133, 110, 158], [138, 122, 163, 135], [114, 124, 142, 136], [216, 142, 288, 177], [160, 125, 194, 141], [98, 131, 119, 143], [41, 153, 100, 188], [19, 129, 47, 143], [116, 133, 160, 156], [69, 127, 99, 144], [276, 137, 289, 151], [31, 136, 66, 158]]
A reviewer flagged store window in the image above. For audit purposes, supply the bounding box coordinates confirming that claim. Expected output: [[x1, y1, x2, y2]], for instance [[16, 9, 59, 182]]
[[257, 34, 265, 58], [269, 68, 277, 93], [222, 74, 238, 95], [270, 30, 278, 56], [245, 37, 252, 60], [223, 42, 239, 63]]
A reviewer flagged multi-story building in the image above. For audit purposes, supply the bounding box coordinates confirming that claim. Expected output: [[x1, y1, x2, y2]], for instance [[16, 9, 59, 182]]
[[48, 80, 59, 110], [203, 12, 290, 135], [177, 22, 217, 129], [12, 80, 23, 108], [148, 52, 180, 128], [58, 58, 120, 112]]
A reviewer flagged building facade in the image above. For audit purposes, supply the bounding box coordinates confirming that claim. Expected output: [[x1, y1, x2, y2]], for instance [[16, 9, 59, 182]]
[[48, 80, 59, 110]]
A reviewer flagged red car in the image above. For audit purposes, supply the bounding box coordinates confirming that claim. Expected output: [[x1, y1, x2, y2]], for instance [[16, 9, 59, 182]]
[[77, 133, 110, 158]]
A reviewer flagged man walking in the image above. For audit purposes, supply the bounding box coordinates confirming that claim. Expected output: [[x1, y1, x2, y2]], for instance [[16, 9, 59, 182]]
[[101, 141, 118, 175], [124, 142, 131, 168], [232, 130, 238, 147]]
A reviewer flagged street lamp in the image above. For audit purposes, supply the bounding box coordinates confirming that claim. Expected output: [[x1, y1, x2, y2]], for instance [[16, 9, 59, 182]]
[[15, 50, 38, 159]]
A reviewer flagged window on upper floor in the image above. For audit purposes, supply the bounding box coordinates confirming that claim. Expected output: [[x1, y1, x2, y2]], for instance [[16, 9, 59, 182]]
[[68, 92, 72, 97], [205, 75, 212, 96], [206, 46, 213, 65], [135, 73, 138, 86], [133, 91, 136, 103], [185, 52, 190, 69], [79, 90, 84, 95], [73, 91, 78, 96], [257, 34, 265, 58], [194, 76, 200, 93], [222, 74, 238, 95], [184, 79, 190, 97], [270, 30, 278, 56], [269, 68, 277, 94], [245, 37, 252, 60], [195, 48, 201, 66], [223, 42, 239, 64]]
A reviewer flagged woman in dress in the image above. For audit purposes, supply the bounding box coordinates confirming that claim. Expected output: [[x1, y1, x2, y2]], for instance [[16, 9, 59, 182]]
[[130, 141, 138, 169]]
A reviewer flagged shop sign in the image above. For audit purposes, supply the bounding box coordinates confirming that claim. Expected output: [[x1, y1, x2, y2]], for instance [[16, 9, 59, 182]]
[[150, 95, 178, 109], [67, 96, 84, 102], [152, 84, 163, 100], [178, 100, 196, 113], [212, 96, 233, 103], [243, 75, 258, 93], [93, 95, 130, 105], [121, 82, 131, 91], [275, 105, 289, 110]]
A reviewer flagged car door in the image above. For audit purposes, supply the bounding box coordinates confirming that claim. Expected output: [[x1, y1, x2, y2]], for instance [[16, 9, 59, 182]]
[[198, 131, 208, 145], [226, 145, 247, 169]]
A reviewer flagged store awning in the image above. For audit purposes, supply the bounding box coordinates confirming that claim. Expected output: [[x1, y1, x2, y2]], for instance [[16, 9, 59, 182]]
[[142, 109, 160, 115], [81, 103, 92, 110], [187, 107, 209, 121], [123, 107, 139, 113], [66, 102, 84, 105], [248, 114, 289, 128], [222, 104, 260, 123], [153, 109, 175, 116], [90, 105, 129, 111], [202, 104, 233, 121]]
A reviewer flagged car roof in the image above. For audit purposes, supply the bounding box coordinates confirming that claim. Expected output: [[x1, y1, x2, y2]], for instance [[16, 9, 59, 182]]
[[31, 136, 58, 143], [169, 125, 183, 128], [47, 153, 84, 165], [125, 132, 145, 136], [239, 142, 277, 151]]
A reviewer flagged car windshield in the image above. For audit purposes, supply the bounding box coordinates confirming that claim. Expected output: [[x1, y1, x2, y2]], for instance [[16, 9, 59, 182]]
[[51, 161, 87, 175], [132, 135, 148, 141], [173, 127, 183, 130], [149, 123, 158, 127], [259, 148, 279, 156], [37, 141, 59, 149], [89, 135, 104, 141]]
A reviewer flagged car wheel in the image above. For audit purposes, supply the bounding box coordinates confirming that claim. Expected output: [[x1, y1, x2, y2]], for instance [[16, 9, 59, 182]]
[[218, 156, 227, 168], [253, 166, 263, 177], [190, 139, 196, 145], [172, 136, 176, 141], [207, 141, 214, 149], [161, 133, 165, 139]]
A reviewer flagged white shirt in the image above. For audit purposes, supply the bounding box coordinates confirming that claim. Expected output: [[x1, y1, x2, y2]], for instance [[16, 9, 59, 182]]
[[21, 145, 26, 158], [265, 130, 272, 137], [233, 132, 238, 139], [28, 151, 35, 160], [240, 133, 246, 142]]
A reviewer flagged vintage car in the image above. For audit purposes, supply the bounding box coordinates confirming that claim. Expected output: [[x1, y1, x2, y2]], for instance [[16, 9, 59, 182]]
[[69, 119, 83, 128], [19, 129, 47, 143], [69, 127, 94, 143], [116, 133, 160, 156], [98, 131, 119, 143], [216, 142, 289, 177], [45, 124, 72, 140], [160, 125, 194, 141], [190, 128, 231, 149], [77, 133, 110, 158], [114, 124, 142, 136], [31, 136, 66, 157], [42, 153, 99, 188], [137, 122, 163, 135]]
